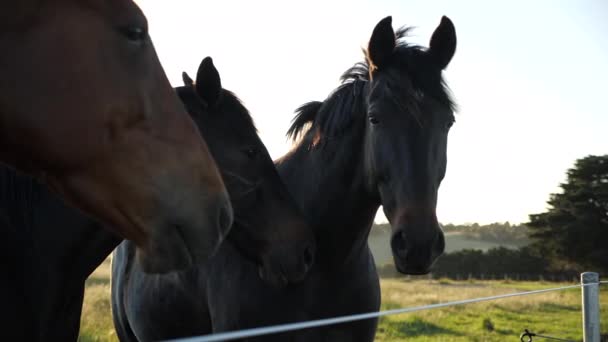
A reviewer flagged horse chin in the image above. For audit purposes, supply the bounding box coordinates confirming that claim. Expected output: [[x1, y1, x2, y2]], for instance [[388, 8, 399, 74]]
[[393, 258, 432, 275], [136, 223, 220, 274], [257, 266, 289, 288], [136, 245, 191, 274]]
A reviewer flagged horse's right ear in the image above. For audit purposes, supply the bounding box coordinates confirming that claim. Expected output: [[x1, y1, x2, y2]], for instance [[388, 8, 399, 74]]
[[367, 16, 396, 70], [428, 16, 457, 70], [182, 72, 194, 87], [195, 57, 222, 106]]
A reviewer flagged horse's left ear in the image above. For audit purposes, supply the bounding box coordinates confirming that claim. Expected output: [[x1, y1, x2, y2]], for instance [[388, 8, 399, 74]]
[[182, 72, 194, 87], [428, 16, 457, 70], [195, 57, 222, 106], [367, 16, 396, 70]]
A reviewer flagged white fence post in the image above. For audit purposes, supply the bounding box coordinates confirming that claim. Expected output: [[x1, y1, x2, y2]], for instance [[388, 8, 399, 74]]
[[581, 272, 600, 342]]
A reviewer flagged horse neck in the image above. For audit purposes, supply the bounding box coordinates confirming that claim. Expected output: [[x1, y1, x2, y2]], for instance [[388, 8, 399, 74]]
[[277, 125, 379, 268], [0, 166, 120, 281], [29, 186, 119, 339], [34, 190, 121, 282], [0, 166, 119, 336], [0, 166, 41, 235]]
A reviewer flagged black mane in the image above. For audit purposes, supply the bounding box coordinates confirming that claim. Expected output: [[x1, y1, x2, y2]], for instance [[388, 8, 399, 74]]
[[286, 68, 367, 147], [175, 85, 258, 134], [286, 26, 455, 147]]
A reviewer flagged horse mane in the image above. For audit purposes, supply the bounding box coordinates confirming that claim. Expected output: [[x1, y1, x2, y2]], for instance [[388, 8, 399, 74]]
[[220, 89, 258, 133], [285, 102, 321, 143], [176, 85, 258, 133], [286, 25, 455, 148], [286, 77, 367, 148]]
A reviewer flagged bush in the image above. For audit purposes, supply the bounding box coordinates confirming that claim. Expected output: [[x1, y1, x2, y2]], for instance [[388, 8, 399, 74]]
[[482, 317, 494, 332], [377, 246, 579, 281]]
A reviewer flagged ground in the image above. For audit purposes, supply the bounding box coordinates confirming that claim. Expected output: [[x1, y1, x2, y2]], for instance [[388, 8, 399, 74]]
[[78, 258, 607, 341]]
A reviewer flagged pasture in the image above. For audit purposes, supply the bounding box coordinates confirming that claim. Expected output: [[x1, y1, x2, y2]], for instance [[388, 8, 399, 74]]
[[78, 258, 607, 341]]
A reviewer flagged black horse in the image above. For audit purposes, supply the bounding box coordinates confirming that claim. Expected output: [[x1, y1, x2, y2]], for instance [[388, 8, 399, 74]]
[[111, 57, 317, 341], [0, 167, 119, 341], [0, 57, 314, 341], [110, 16, 457, 342]]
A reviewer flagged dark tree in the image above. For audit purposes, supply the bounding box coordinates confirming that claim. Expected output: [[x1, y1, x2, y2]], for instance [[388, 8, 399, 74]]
[[528, 155, 608, 273]]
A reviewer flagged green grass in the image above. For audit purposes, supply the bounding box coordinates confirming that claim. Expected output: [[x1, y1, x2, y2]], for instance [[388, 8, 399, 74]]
[[376, 278, 608, 342], [79, 259, 607, 341], [78, 258, 118, 342]]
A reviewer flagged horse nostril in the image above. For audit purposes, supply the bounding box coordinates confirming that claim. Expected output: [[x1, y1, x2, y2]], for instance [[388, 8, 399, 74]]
[[434, 231, 446, 255], [217, 202, 233, 234], [303, 244, 315, 268], [391, 233, 408, 258]]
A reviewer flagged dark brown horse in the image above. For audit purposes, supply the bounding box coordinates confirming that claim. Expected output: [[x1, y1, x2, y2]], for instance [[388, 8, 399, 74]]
[[0, 57, 315, 342], [0, 166, 120, 341], [111, 57, 316, 342], [0, 0, 233, 273], [111, 16, 457, 342]]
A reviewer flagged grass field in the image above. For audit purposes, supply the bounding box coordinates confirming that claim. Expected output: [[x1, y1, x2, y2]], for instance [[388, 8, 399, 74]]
[[79, 258, 607, 341], [376, 278, 607, 341], [79, 258, 117, 342]]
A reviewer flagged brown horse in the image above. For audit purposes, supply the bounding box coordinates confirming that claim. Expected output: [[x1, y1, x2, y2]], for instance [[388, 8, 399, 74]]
[[0, 0, 233, 273]]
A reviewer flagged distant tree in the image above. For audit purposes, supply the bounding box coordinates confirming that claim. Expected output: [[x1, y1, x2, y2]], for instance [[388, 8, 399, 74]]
[[527, 155, 608, 273]]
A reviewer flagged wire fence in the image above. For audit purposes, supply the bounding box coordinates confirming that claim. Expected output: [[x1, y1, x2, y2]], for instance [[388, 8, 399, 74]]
[[164, 277, 606, 342]]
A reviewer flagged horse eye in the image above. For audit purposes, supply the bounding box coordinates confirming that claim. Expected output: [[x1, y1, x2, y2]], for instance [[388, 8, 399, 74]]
[[120, 26, 148, 43], [244, 148, 259, 159], [369, 116, 380, 125]]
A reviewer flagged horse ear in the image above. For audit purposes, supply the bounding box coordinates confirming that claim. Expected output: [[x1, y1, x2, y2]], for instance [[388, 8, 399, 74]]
[[182, 72, 194, 87], [195, 57, 222, 106], [367, 16, 395, 70], [428, 16, 456, 70]]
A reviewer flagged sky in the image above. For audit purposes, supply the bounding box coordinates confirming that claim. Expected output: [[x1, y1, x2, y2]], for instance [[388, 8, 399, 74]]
[[135, 0, 608, 225]]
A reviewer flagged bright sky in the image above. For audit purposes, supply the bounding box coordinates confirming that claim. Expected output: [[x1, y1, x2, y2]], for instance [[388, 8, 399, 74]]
[[136, 0, 608, 225]]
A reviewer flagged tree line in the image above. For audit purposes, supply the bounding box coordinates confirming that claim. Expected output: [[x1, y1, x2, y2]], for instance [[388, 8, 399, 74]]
[[372, 221, 530, 245]]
